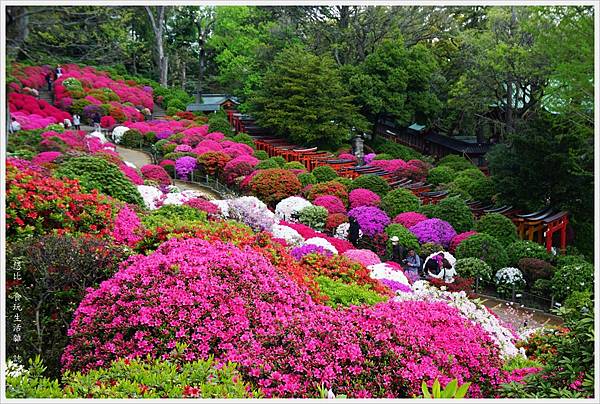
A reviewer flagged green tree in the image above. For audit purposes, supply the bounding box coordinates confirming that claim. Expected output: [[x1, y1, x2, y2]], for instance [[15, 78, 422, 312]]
[[250, 45, 368, 149]]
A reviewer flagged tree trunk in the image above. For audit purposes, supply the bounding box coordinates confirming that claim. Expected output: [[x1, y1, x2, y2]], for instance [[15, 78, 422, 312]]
[[145, 6, 168, 87], [6, 6, 30, 58]]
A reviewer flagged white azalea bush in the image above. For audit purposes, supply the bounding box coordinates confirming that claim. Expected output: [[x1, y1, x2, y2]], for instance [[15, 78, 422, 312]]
[[211, 199, 231, 218], [137, 184, 164, 210], [275, 196, 313, 222], [395, 282, 522, 358], [495, 267, 526, 298], [227, 196, 277, 232], [303, 237, 338, 255], [368, 263, 410, 286], [162, 190, 205, 206], [111, 125, 130, 144], [334, 222, 363, 240], [271, 224, 304, 246]]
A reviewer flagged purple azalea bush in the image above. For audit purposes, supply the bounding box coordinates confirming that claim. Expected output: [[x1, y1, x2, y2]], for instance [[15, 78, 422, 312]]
[[409, 218, 457, 248], [348, 206, 390, 237], [175, 156, 197, 180], [290, 244, 333, 261]]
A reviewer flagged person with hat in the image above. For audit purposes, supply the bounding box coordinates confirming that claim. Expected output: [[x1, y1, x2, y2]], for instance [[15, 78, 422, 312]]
[[390, 236, 406, 264]]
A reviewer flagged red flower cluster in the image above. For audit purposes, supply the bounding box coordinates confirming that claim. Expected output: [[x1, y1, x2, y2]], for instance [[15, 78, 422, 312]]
[[249, 169, 302, 206], [8, 92, 72, 123]]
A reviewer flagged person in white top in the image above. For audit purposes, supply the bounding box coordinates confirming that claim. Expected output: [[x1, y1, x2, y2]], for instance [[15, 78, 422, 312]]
[[9, 117, 21, 133], [73, 114, 81, 130]]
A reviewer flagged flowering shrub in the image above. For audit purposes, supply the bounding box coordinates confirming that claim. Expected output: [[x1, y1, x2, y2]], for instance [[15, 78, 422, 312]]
[[227, 196, 277, 232], [495, 267, 526, 298], [454, 258, 493, 283], [112, 205, 144, 247], [137, 185, 165, 210], [349, 174, 390, 197], [343, 249, 381, 267], [140, 164, 171, 185], [348, 206, 390, 238], [392, 211, 428, 229], [409, 219, 457, 248], [274, 197, 313, 222], [303, 237, 338, 255], [325, 213, 348, 233], [291, 245, 333, 261], [364, 153, 376, 164], [517, 258, 555, 287], [506, 240, 552, 267], [455, 233, 508, 271], [550, 263, 594, 302], [380, 188, 421, 218], [119, 164, 144, 185], [249, 169, 302, 206], [100, 115, 116, 128], [175, 156, 197, 180], [297, 206, 329, 232], [348, 188, 381, 209], [449, 231, 478, 253], [223, 157, 258, 185], [367, 263, 410, 289], [183, 198, 221, 216], [313, 195, 346, 214], [197, 152, 231, 176], [307, 181, 349, 205], [475, 213, 518, 246], [31, 151, 62, 165], [270, 224, 303, 246], [6, 163, 116, 241]]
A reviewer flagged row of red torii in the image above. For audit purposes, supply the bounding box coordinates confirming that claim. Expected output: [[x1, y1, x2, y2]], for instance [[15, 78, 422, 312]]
[[227, 111, 569, 253]]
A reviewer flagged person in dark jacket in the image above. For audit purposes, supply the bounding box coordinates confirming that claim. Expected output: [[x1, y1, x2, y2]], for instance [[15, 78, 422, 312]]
[[45, 72, 53, 91], [348, 216, 360, 246], [92, 112, 101, 130], [390, 236, 406, 264]]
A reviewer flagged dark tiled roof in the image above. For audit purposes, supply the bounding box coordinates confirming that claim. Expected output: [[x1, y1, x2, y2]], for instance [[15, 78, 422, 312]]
[[424, 132, 491, 154]]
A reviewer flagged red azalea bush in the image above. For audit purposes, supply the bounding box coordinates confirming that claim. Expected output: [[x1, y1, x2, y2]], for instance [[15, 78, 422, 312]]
[[39, 130, 87, 152], [449, 231, 478, 253], [8, 93, 72, 123], [349, 188, 381, 209], [6, 162, 116, 241], [308, 181, 349, 205], [313, 195, 346, 214], [249, 169, 302, 206], [325, 213, 348, 233], [100, 115, 116, 128], [63, 237, 504, 398], [393, 212, 428, 229], [141, 164, 172, 185], [223, 159, 255, 185], [197, 151, 231, 176]]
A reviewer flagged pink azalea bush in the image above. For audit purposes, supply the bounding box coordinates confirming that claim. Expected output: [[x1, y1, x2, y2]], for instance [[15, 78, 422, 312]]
[[449, 231, 478, 253], [31, 151, 62, 165], [183, 198, 221, 215], [338, 153, 357, 162], [141, 164, 172, 185], [370, 159, 408, 173], [111, 205, 143, 247], [349, 188, 381, 209], [120, 164, 144, 185], [409, 218, 457, 248], [393, 212, 428, 229], [343, 249, 382, 267], [313, 195, 346, 214], [175, 156, 197, 180], [63, 237, 505, 398]]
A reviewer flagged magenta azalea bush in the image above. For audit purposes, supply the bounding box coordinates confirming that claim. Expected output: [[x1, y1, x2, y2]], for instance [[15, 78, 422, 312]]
[[141, 164, 171, 185], [349, 188, 381, 209], [175, 156, 197, 180], [348, 206, 390, 237], [183, 198, 221, 215], [111, 205, 143, 247], [409, 218, 457, 248], [31, 151, 62, 165], [450, 231, 478, 253], [290, 244, 333, 261], [63, 238, 504, 398], [313, 195, 346, 214], [342, 249, 381, 267], [393, 212, 428, 229]]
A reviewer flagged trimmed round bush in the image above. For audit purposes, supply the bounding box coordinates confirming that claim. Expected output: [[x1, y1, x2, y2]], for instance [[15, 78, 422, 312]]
[[438, 155, 475, 172], [449, 231, 478, 253], [348, 206, 391, 238], [551, 262, 594, 302], [466, 176, 496, 203], [120, 129, 144, 148], [517, 258, 555, 286], [427, 196, 475, 234], [475, 213, 518, 246], [380, 188, 421, 218], [56, 156, 143, 206], [297, 205, 329, 232], [313, 195, 346, 214], [392, 212, 428, 228], [418, 203, 438, 218], [455, 233, 508, 271], [255, 158, 280, 170], [408, 218, 456, 248], [325, 213, 348, 233], [373, 153, 392, 161], [249, 169, 302, 206], [232, 133, 256, 149], [507, 240, 552, 267], [384, 224, 420, 251], [418, 242, 445, 258], [270, 156, 286, 168], [253, 150, 269, 160], [140, 164, 171, 185], [312, 166, 339, 183], [297, 172, 317, 187], [349, 188, 381, 209], [427, 166, 455, 186], [349, 174, 390, 197], [307, 181, 349, 205], [332, 177, 353, 191], [555, 254, 589, 269], [284, 161, 306, 170], [494, 267, 526, 298], [454, 258, 493, 283]]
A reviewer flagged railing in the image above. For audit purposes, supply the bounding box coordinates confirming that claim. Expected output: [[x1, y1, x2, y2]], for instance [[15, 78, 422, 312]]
[[473, 279, 559, 313], [172, 169, 241, 200]]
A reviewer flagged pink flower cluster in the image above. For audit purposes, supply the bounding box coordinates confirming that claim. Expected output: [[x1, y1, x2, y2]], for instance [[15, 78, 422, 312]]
[[279, 221, 354, 253], [31, 151, 62, 164], [349, 188, 381, 209], [342, 249, 381, 267], [120, 164, 144, 185], [393, 212, 428, 228], [63, 238, 505, 398], [183, 198, 221, 215], [449, 231, 478, 253], [370, 159, 408, 173], [111, 205, 143, 247], [140, 164, 171, 185], [9, 93, 72, 124], [313, 195, 346, 214]]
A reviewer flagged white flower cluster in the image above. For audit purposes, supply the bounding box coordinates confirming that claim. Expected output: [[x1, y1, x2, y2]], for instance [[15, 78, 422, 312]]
[[5, 359, 26, 378], [162, 190, 204, 206], [395, 282, 522, 359], [124, 160, 137, 169], [304, 237, 338, 255], [334, 222, 362, 240], [275, 196, 313, 222], [495, 267, 525, 286], [423, 251, 457, 283], [211, 200, 231, 218], [137, 184, 164, 210], [367, 263, 410, 286], [227, 196, 277, 232], [111, 126, 130, 144], [271, 224, 304, 246]]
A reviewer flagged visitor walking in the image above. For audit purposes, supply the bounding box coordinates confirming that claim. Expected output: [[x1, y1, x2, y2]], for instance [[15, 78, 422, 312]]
[[92, 112, 101, 130], [55, 64, 63, 78], [72, 114, 81, 130], [45, 71, 53, 91]]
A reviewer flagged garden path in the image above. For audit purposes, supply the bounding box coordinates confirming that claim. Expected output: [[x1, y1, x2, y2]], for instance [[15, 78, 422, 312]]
[[478, 295, 563, 330]]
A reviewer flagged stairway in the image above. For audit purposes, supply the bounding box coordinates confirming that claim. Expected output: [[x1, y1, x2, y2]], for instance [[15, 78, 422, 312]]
[[152, 103, 166, 119], [39, 88, 54, 104]]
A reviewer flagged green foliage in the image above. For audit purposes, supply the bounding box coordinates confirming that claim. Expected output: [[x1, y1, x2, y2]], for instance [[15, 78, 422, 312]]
[[71, 99, 92, 117], [507, 240, 552, 267], [254, 158, 279, 170], [55, 156, 143, 206], [284, 161, 306, 170], [6, 235, 126, 378], [349, 174, 390, 197], [372, 153, 393, 161], [297, 205, 329, 232], [425, 196, 474, 233], [437, 155, 475, 172], [253, 150, 269, 160], [207, 111, 234, 136], [373, 139, 423, 160], [563, 290, 593, 319], [232, 133, 256, 149], [455, 233, 508, 271], [250, 45, 368, 149], [418, 203, 438, 218], [466, 176, 496, 204], [332, 176, 353, 191], [427, 165, 456, 185], [475, 213, 518, 245], [141, 205, 208, 230], [384, 224, 420, 251], [550, 262, 594, 302], [380, 188, 421, 218], [6, 352, 258, 398], [312, 165, 339, 183], [418, 242, 445, 258], [502, 355, 543, 372], [316, 276, 386, 308], [532, 278, 552, 296], [120, 129, 144, 148], [270, 156, 286, 168], [298, 172, 317, 187], [555, 254, 589, 269], [420, 378, 471, 399], [517, 258, 555, 286], [454, 257, 493, 283]]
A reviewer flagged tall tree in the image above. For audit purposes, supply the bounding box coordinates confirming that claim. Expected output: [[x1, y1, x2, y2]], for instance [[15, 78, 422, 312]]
[[145, 6, 169, 86], [250, 45, 368, 149]]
